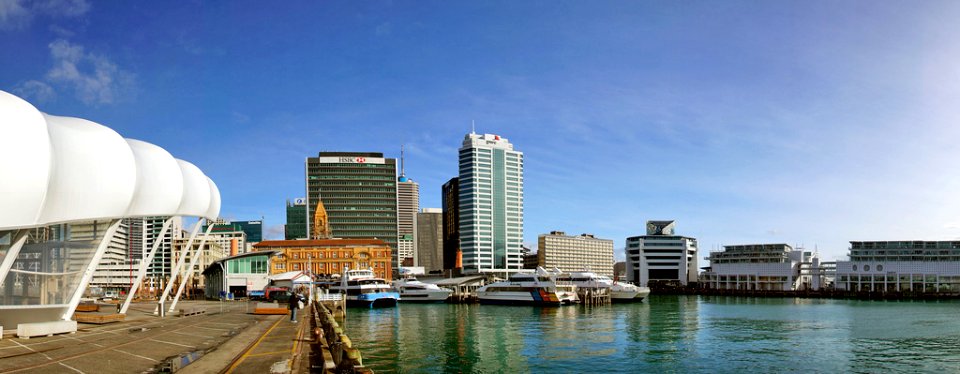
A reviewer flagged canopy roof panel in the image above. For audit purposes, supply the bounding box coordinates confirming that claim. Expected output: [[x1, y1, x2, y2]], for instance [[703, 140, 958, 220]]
[[0, 90, 221, 229]]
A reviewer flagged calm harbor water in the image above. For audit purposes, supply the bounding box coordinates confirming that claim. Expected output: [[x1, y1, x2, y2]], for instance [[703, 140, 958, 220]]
[[342, 295, 960, 373]]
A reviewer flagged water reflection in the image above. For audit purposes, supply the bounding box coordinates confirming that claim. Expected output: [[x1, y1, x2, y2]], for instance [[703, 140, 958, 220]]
[[343, 296, 960, 373]]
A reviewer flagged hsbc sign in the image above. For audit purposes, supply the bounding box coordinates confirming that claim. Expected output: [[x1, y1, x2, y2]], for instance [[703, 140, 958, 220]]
[[318, 156, 386, 164]]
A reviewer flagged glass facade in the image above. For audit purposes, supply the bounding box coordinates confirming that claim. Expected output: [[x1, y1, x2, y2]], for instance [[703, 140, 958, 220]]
[[204, 220, 263, 243], [1, 221, 119, 327], [458, 134, 523, 272], [284, 200, 307, 240], [227, 256, 268, 274], [305, 153, 399, 267]]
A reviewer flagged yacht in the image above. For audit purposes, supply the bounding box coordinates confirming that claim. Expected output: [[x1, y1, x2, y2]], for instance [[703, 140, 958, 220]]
[[330, 268, 400, 308], [392, 277, 453, 302], [561, 270, 651, 302], [476, 267, 579, 306]]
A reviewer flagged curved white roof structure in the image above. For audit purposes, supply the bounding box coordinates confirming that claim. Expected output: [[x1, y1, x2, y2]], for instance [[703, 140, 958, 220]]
[[0, 90, 221, 230]]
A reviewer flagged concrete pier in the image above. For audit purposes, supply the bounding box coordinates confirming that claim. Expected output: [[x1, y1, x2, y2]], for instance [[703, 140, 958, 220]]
[[0, 300, 328, 373]]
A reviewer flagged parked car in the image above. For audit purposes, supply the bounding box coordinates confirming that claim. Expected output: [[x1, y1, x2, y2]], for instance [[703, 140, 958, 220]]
[[264, 287, 292, 303]]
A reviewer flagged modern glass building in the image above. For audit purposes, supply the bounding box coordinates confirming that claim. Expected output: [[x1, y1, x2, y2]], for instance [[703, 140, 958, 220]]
[[417, 208, 443, 273], [458, 133, 524, 273], [441, 177, 460, 270], [284, 198, 307, 240], [305, 152, 399, 267], [835, 241, 960, 292], [625, 220, 698, 286], [204, 219, 263, 244], [700, 244, 819, 291]]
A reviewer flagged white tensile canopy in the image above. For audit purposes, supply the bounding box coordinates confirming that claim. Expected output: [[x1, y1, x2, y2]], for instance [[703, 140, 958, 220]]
[[0, 90, 221, 330]]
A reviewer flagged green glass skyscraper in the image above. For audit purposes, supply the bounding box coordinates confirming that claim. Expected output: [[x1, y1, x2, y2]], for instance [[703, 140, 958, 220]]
[[306, 152, 399, 266]]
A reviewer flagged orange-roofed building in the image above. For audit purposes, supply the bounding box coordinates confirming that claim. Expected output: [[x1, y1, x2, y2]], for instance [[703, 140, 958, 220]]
[[254, 238, 393, 281]]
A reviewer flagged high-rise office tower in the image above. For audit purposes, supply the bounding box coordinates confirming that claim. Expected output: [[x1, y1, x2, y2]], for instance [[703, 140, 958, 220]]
[[458, 133, 524, 273], [122, 216, 183, 283], [441, 177, 460, 271], [417, 208, 443, 273], [284, 198, 308, 240], [306, 152, 399, 266], [396, 147, 419, 266]]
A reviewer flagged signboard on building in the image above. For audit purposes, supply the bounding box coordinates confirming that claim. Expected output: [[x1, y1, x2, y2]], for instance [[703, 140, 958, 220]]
[[317, 156, 386, 164]]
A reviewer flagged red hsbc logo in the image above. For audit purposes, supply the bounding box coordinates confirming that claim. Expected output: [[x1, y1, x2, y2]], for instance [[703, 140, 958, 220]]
[[338, 157, 367, 163]]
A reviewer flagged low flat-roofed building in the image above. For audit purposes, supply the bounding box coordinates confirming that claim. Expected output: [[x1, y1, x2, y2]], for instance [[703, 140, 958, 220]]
[[835, 241, 960, 293], [254, 238, 393, 281], [700, 244, 818, 291], [203, 250, 278, 299]]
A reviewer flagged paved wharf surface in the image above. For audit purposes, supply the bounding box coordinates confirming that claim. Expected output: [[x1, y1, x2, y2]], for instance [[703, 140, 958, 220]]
[[0, 300, 308, 373]]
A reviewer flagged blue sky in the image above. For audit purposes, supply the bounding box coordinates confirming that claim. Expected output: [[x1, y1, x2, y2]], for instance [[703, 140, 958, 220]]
[[3, 1, 960, 261]]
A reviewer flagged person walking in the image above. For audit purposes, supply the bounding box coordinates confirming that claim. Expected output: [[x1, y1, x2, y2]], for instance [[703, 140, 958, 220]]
[[289, 292, 303, 323]]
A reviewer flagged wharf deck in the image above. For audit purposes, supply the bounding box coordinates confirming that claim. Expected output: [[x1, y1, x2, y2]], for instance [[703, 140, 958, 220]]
[[0, 300, 276, 374], [72, 313, 125, 324]]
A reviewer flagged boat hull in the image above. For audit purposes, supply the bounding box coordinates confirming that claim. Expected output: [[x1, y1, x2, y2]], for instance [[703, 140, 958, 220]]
[[477, 290, 576, 306], [611, 288, 651, 303], [345, 292, 400, 308], [398, 291, 452, 303]]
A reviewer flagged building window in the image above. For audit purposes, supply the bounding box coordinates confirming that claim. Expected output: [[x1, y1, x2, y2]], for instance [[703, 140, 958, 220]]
[[877, 264, 883, 272]]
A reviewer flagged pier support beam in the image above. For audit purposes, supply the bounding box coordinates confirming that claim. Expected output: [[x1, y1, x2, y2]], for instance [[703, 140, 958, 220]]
[[156, 220, 210, 315], [120, 217, 174, 315], [0, 231, 29, 286], [168, 225, 214, 313], [62, 220, 121, 320]]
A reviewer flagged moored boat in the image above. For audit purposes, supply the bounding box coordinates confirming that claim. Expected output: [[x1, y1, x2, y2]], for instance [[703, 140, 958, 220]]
[[392, 277, 453, 302], [560, 270, 651, 302], [476, 267, 579, 306], [330, 268, 400, 308]]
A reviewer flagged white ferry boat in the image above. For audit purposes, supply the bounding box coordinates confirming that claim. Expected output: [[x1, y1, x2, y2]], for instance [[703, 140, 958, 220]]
[[330, 268, 400, 308], [392, 277, 453, 302], [560, 270, 651, 302], [476, 267, 579, 306]]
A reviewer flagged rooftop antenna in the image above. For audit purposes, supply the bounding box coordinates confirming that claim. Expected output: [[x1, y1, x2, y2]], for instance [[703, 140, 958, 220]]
[[400, 144, 406, 178], [471, 120, 476, 135]]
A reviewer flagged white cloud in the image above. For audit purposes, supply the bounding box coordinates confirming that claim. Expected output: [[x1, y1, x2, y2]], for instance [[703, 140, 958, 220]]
[[265, 224, 285, 240], [0, 0, 89, 30], [32, 0, 90, 18], [375, 22, 392, 36], [43, 39, 135, 105], [13, 80, 56, 102], [0, 0, 31, 30]]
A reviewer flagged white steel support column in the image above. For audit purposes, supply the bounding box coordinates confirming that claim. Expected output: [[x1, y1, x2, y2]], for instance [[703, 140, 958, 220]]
[[169, 231, 211, 312], [156, 220, 208, 314], [120, 217, 174, 315], [0, 230, 30, 285], [62, 220, 122, 320]]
